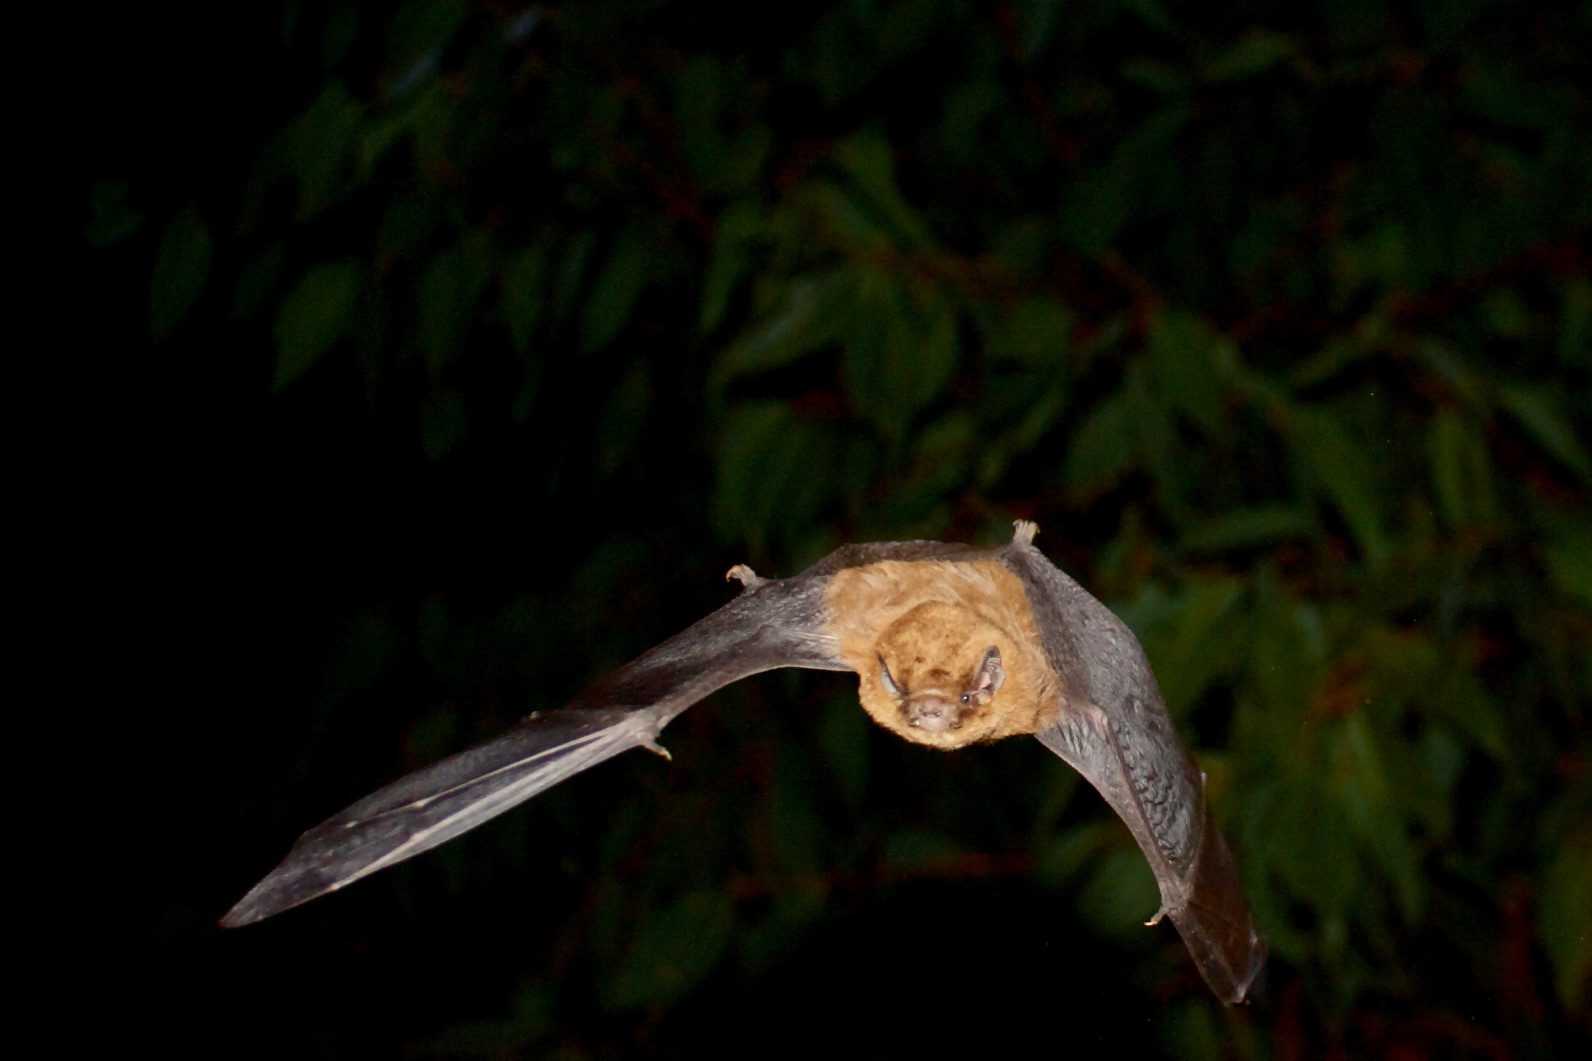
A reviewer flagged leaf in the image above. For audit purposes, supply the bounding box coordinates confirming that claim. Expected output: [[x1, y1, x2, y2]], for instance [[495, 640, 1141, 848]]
[[149, 211, 211, 341], [580, 228, 651, 354], [501, 245, 548, 355], [1179, 505, 1311, 554], [1204, 31, 1297, 83], [1560, 278, 1591, 368], [603, 891, 736, 1011], [711, 402, 838, 548], [1498, 383, 1592, 482], [1538, 833, 1592, 1013], [1142, 580, 1244, 716], [712, 273, 843, 387], [1333, 714, 1423, 919], [84, 180, 143, 246], [273, 261, 361, 389], [420, 388, 468, 461], [1544, 534, 1592, 610], [382, 0, 467, 101], [1288, 408, 1391, 570], [832, 134, 936, 251], [985, 298, 1072, 367], [419, 243, 490, 369], [818, 696, 870, 811], [1064, 391, 1137, 502], [1427, 408, 1497, 530], [288, 83, 364, 220], [881, 828, 963, 871], [840, 272, 959, 438], [699, 201, 761, 335], [1147, 310, 1226, 435]]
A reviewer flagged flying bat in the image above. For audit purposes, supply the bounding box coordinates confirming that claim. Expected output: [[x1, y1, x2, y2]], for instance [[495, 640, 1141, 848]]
[[223, 521, 1266, 1004]]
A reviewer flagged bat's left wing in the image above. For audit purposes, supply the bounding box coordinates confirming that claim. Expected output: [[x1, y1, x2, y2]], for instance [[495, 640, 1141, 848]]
[[222, 569, 848, 927], [999, 528, 1266, 1004]]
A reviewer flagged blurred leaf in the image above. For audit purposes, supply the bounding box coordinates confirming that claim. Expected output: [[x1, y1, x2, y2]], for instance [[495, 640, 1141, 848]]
[[1560, 278, 1591, 367], [1203, 31, 1297, 82], [1427, 408, 1497, 530], [1076, 840, 1159, 936], [502, 245, 548, 355], [711, 401, 839, 549], [817, 696, 870, 811], [1538, 832, 1592, 1013], [420, 388, 468, 460], [231, 243, 286, 321], [149, 210, 211, 341], [881, 828, 962, 870], [712, 273, 844, 386], [1143, 580, 1244, 716], [84, 180, 143, 246], [832, 135, 936, 251], [288, 82, 364, 220], [603, 891, 736, 1011], [1179, 505, 1310, 554], [1122, 0, 1178, 35], [1288, 408, 1391, 570], [1147, 311, 1226, 435], [383, 0, 467, 101], [840, 271, 959, 438], [1332, 713, 1422, 919], [420, 243, 490, 369], [594, 363, 650, 477], [1064, 390, 1137, 502], [699, 201, 762, 335], [1497, 383, 1592, 481], [1543, 533, 1592, 609], [273, 261, 361, 389], [985, 298, 1072, 367], [581, 228, 651, 354]]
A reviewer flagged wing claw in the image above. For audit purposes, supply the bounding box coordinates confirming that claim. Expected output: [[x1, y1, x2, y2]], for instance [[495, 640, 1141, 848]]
[[725, 563, 762, 587]]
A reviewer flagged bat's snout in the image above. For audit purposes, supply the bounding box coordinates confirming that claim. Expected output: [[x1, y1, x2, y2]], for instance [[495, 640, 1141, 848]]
[[903, 692, 964, 733]]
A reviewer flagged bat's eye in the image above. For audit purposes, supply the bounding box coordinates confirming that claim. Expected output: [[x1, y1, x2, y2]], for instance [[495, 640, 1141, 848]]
[[878, 656, 902, 698], [960, 693, 970, 704]]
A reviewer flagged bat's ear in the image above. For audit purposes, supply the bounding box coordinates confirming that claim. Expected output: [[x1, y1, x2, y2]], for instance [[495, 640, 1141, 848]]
[[878, 653, 902, 698], [969, 646, 1004, 700]]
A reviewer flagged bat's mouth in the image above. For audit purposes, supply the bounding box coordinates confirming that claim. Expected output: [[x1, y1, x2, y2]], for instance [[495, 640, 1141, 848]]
[[903, 692, 964, 733]]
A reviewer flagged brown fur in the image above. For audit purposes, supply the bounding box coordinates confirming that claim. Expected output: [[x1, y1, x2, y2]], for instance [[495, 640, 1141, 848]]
[[823, 560, 1062, 748]]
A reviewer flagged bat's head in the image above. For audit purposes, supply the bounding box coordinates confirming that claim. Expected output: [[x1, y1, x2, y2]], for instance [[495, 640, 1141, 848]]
[[861, 600, 1014, 749]]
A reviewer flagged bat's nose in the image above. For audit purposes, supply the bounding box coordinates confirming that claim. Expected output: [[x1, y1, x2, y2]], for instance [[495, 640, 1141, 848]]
[[904, 692, 961, 732]]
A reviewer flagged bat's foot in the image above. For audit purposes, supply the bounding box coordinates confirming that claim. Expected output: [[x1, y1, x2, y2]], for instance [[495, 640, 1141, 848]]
[[1012, 519, 1039, 545], [642, 737, 673, 761], [1145, 905, 1170, 927], [725, 564, 762, 588]]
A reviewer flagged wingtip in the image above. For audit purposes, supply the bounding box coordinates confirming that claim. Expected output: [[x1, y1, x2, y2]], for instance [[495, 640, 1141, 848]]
[[218, 888, 271, 929], [1232, 932, 1269, 1006]]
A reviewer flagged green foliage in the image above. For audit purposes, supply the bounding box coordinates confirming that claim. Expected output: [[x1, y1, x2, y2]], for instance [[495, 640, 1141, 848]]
[[104, 0, 1590, 1056]]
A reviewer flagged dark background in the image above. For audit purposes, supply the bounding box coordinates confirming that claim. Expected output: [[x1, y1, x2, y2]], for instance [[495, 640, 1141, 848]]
[[76, 1, 1587, 1057]]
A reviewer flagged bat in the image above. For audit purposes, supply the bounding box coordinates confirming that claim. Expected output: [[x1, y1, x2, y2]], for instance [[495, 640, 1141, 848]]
[[223, 521, 1266, 1004]]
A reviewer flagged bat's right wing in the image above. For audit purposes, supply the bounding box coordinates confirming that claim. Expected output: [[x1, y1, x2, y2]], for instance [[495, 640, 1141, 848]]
[[1034, 697, 1266, 1004], [222, 571, 848, 927], [1001, 529, 1266, 1004]]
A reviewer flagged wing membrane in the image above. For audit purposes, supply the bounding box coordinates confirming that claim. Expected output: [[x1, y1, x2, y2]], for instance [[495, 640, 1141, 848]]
[[224, 575, 848, 926]]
